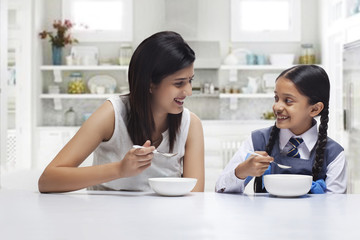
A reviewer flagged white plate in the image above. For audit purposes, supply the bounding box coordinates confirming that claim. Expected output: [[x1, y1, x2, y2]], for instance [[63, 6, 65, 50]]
[[88, 75, 117, 94], [148, 177, 197, 196]]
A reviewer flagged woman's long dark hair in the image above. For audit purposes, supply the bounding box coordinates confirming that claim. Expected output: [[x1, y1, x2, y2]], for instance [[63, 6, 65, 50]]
[[127, 31, 195, 152], [254, 65, 330, 192]]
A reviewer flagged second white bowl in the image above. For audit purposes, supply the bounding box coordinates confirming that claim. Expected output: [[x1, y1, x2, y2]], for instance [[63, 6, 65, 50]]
[[264, 174, 312, 197], [148, 177, 197, 196]]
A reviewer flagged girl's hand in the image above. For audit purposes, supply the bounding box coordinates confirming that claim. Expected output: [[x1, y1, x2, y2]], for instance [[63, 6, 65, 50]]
[[235, 151, 273, 179], [118, 140, 155, 178]]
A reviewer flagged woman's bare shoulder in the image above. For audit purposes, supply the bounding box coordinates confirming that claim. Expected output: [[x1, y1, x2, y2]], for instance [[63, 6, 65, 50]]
[[80, 100, 116, 142]]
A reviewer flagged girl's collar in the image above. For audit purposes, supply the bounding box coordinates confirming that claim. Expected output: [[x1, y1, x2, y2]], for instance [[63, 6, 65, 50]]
[[278, 121, 318, 151]]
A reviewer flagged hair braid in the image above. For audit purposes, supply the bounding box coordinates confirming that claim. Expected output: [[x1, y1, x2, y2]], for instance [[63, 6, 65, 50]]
[[254, 124, 280, 193], [312, 107, 329, 180]]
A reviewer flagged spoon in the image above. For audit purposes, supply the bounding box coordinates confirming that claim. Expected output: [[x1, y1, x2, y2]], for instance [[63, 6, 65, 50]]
[[132, 145, 178, 158], [246, 150, 292, 169]]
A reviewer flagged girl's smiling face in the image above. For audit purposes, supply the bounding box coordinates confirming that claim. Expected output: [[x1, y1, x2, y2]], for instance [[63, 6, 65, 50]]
[[150, 63, 194, 115], [273, 77, 323, 135]]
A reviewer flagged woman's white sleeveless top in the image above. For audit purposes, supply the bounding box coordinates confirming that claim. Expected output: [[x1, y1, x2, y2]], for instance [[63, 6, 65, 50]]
[[91, 95, 191, 191]]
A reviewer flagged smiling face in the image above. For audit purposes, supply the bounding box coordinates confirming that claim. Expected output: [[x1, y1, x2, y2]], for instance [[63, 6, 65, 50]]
[[150, 63, 194, 115], [273, 77, 324, 135]]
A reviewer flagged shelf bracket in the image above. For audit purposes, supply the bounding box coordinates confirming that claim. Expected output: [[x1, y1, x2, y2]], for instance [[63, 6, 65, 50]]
[[229, 97, 238, 110], [53, 98, 63, 110], [229, 69, 237, 82], [53, 69, 62, 83]]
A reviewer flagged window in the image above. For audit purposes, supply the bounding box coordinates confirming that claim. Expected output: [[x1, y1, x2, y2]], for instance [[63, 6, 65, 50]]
[[62, 0, 132, 42], [231, 0, 301, 42]]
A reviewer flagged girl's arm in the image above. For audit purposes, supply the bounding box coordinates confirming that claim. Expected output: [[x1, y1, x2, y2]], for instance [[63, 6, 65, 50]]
[[38, 101, 155, 193], [325, 151, 347, 193], [183, 112, 205, 192], [215, 136, 273, 193], [215, 136, 253, 193]]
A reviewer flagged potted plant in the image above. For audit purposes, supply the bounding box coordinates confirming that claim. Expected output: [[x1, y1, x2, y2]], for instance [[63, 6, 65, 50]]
[[39, 19, 78, 65]]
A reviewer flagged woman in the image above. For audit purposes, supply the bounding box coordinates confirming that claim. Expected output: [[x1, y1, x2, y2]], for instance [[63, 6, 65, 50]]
[[38, 31, 204, 193]]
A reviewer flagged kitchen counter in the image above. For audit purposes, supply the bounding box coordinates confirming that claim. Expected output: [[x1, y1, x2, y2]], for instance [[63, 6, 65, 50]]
[[1, 190, 360, 239]]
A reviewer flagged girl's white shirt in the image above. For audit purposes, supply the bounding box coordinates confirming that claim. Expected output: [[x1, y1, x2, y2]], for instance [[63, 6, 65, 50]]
[[91, 95, 191, 191], [215, 123, 347, 194]]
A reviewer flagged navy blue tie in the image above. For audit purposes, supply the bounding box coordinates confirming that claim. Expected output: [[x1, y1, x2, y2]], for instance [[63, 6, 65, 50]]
[[287, 137, 303, 158]]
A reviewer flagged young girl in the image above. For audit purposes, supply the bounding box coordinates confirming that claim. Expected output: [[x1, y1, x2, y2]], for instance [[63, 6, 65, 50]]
[[216, 65, 346, 194], [38, 31, 204, 193]]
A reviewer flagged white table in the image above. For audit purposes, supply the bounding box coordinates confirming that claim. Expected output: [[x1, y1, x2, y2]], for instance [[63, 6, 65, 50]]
[[1, 190, 360, 240]]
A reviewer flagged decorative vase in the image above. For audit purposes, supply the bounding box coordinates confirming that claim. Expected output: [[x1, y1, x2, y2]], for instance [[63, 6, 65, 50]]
[[52, 46, 63, 65]]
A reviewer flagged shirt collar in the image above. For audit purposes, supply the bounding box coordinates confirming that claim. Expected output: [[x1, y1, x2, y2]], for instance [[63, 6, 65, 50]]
[[279, 122, 318, 151]]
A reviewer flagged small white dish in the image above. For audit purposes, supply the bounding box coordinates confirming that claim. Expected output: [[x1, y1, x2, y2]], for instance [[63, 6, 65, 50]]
[[264, 174, 312, 197], [148, 177, 197, 196], [88, 75, 117, 94]]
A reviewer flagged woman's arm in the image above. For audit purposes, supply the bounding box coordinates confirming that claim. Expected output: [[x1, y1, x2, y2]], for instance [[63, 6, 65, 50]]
[[38, 101, 155, 193], [183, 112, 205, 192]]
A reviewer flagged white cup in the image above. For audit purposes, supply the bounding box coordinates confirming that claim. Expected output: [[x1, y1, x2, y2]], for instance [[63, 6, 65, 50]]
[[66, 55, 73, 65]]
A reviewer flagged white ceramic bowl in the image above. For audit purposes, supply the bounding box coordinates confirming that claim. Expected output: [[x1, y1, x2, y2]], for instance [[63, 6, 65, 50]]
[[264, 174, 312, 197], [148, 177, 197, 196], [269, 54, 295, 65]]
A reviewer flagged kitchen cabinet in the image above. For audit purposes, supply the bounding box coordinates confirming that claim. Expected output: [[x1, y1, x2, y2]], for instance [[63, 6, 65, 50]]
[[34, 127, 93, 170]]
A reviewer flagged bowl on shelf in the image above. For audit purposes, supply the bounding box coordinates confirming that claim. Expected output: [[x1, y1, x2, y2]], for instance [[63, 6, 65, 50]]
[[264, 174, 312, 197], [148, 177, 197, 196], [269, 54, 295, 66]]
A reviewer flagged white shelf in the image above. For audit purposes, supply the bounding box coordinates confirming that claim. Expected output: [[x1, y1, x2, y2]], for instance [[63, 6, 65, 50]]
[[40, 93, 219, 99], [191, 93, 219, 98], [219, 93, 274, 99], [220, 64, 324, 70], [40, 65, 220, 71], [220, 65, 295, 70], [37, 126, 81, 130], [40, 93, 124, 99], [40, 65, 128, 71]]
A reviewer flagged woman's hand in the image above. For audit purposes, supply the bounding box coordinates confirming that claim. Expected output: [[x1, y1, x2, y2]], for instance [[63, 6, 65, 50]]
[[235, 151, 273, 179], [118, 140, 155, 178]]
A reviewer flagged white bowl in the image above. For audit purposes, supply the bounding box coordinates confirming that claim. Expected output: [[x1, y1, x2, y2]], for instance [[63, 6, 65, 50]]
[[269, 54, 295, 65], [264, 174, 312, 197], [148, 177, 197, 196]]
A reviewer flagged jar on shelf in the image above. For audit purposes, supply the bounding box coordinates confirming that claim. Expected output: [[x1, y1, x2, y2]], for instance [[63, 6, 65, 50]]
[[119, 44, 132, 65], [299, 44, 316, 64], [64, 107, 76, 126], [68, 72, 85, 94]]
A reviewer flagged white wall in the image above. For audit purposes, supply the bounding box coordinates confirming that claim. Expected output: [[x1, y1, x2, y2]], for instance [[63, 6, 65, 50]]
[[42, 0, 320, 63]]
